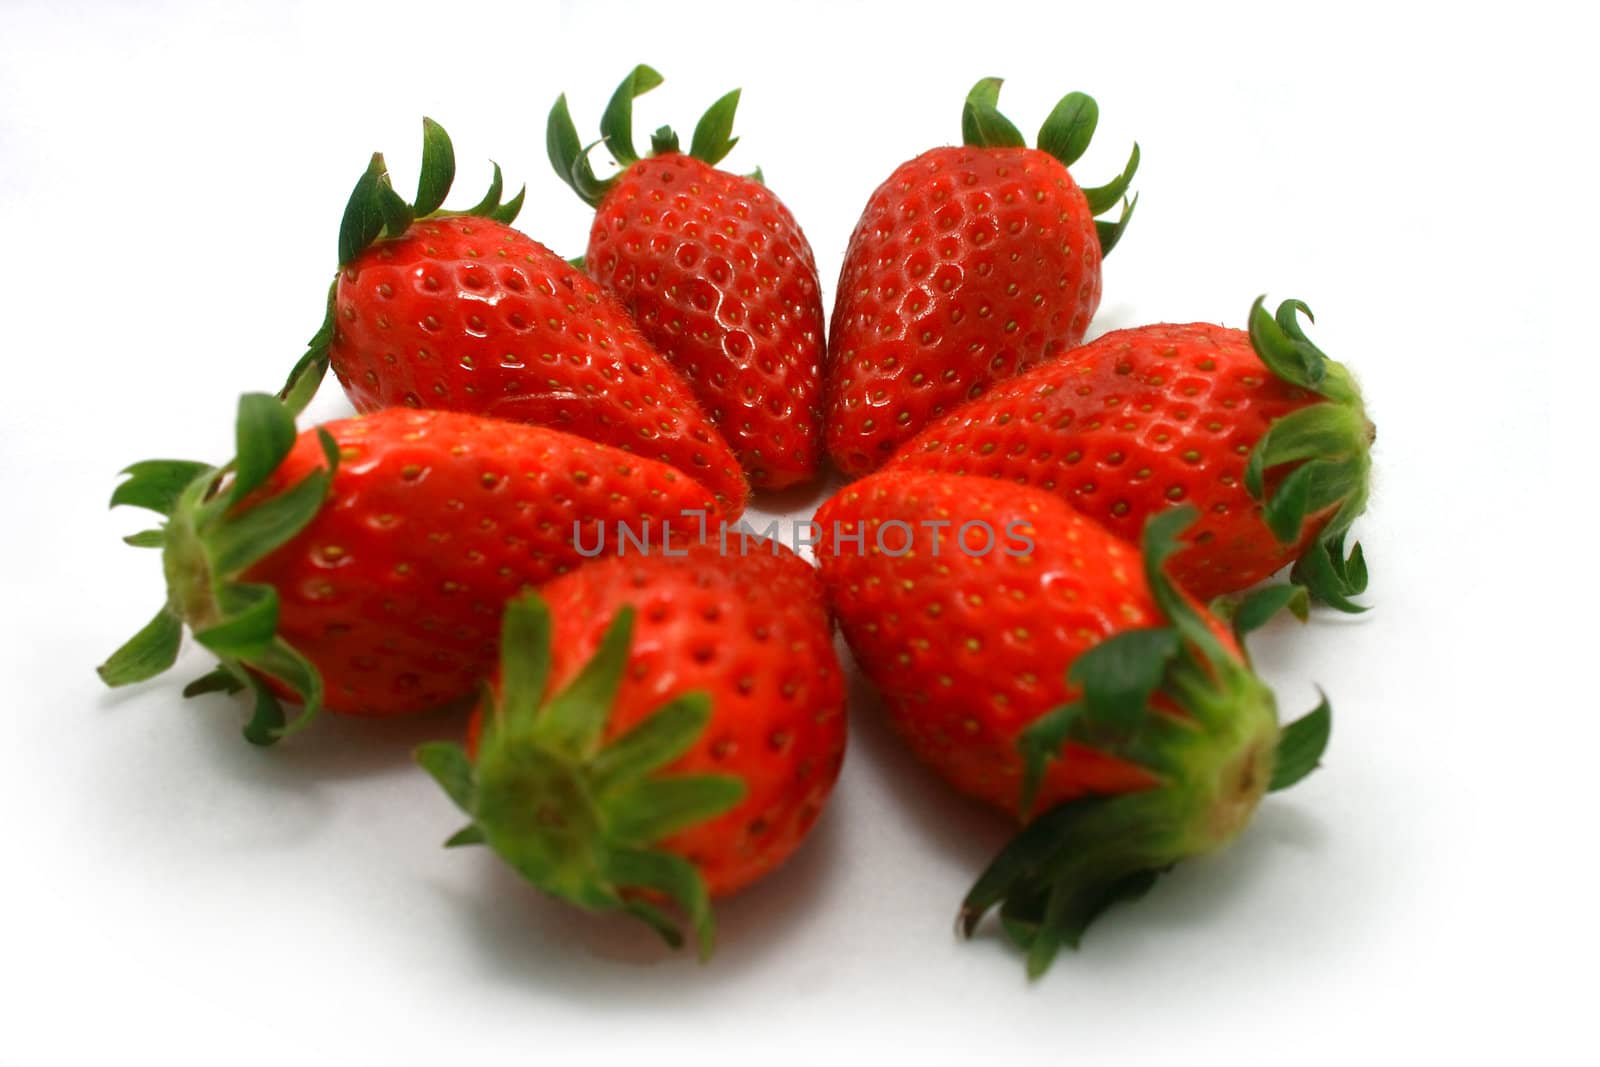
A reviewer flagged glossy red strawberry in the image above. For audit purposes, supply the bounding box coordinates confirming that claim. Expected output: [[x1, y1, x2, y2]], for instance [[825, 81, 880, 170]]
[[549, 67, 826, 489], [97, 398, 725, 743], [280, 119, 747, 516], [887, 298, 1374, 606], [814, 470, 1329, 974], [825, 79, 1139, 475], [817, 472, 1165, 817], [417, 542, 846, 956]]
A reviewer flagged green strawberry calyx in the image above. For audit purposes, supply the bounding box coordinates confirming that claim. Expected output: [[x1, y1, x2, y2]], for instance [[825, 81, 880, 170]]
[[547, 64, 756, 210], [958, 507, 1332, 978], [416, 592, 746, 960], [961, 77, 1141, 257], [277, 119, 528, 417], [96, 393, 338, 746], [1243, 296, 1375, 611]]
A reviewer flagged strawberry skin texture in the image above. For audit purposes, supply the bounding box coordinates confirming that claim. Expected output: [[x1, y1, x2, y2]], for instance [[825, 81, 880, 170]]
[[472, 545, 846, 896], [327, 215, 748, 516], [888, 322, 1330, 600], [815, 471, 1187, 817], [826, 146, 1102, 476], [587, 154, 827, 490], [240, 409, 723, 718]]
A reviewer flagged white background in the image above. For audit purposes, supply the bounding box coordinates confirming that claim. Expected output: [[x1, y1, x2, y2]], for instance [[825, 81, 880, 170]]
[[2, 0, 1593, 1061]]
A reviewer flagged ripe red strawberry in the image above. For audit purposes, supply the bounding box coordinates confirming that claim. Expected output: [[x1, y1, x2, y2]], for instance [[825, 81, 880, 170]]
[[279, 119, 747, 517], [825, 78, 1139, 475], [548, 67, 827, 489], [814, 471, 1329, 974], [417, 542, 846, 956], [887, 297, 1374, 606], [97, 397, 726, 744]]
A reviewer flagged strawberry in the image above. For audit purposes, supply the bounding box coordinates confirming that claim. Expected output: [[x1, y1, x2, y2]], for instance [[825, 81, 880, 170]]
[[825, 78, 1139, 475], [548, 67, 827, 489], [814, 470, 1329, 974], [279, 119, 748, 517], [416, 542, 846, 956], [887, 297, 1374, 607], [97, 397, 726, 744]]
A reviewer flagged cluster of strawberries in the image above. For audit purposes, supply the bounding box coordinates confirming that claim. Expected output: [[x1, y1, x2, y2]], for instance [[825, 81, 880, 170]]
[[99, 68, 1373, 977]]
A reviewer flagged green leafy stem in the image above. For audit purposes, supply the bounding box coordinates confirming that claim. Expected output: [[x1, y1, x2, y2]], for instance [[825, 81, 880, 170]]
[[959, 507, 1332, 977], [417, 592, 743, 958], [547, 64, 755, 210], [277, 119, 528, 417], [1243, 297, 1375, 611], [97, 393, 338, 745], [961, 77, 1140, 257]]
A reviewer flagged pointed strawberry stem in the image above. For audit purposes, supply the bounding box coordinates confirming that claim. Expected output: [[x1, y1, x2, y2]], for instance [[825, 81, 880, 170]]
[[650, 124, 680, 155], [1290, 531, 1368, 612], [599, 64, 665, 167], [418, 592, 745, 959], [1242, 296, 1374, 611], [689, 89, 741, 166], [1209, 583, 1311, 653], [97, 393, 339, 745], [547, 66, 748, 210], [960, 507, 1331, 977], [1269, 691, 1330, 791], [107, 459, 213, 517], [962, 78, 1026, 148], [961, 77, 1140, 258], [277, 118, 527, 416]]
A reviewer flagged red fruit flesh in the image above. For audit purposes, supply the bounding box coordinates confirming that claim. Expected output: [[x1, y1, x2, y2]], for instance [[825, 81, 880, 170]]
[[471, 545, 847, 896], [327, 215, 747, 516], [239, 410, 723, 718], [588, 154, 827, 490], [888, 322, 1334, 599], [826, 146, 1102, 475], [815, 472, 1168, 818]]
